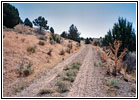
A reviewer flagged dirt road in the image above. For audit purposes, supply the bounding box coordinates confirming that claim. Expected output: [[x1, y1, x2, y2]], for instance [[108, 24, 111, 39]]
[[15, 45, 88, 97], [68, 45, 106, 97]]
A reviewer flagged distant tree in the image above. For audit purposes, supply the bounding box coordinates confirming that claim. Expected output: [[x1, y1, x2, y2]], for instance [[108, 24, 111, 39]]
[[3, 3, 22, 28], [61, 31, 68, 38], [85, 38, 90, 44], [24, 18, 33, 27], [80, 37, 85, 40], [50, 27, 54, 33], [102, 17, 136, 52], [89, 37, 93, 41], [94, 41, 100, 46], [33, 16, 49, 33], [68, 24, 80, 43]]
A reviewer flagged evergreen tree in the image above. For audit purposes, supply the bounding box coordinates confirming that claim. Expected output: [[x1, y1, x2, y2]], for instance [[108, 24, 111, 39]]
[[50, 27, 54, 33], [24, 18, 33, 27], [85, 38, 90, 44], [68, 24, 80, 43], [102, 17, 136, 52], [33, 16, 49, 33], [80, 37, 85, 40], [61, 31, 68, 38], [3, 3, 22, 28]]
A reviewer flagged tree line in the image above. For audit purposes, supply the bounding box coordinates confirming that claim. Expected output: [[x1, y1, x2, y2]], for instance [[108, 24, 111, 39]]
[[3, 3, 136, 52], [3, 3, 81, 43]]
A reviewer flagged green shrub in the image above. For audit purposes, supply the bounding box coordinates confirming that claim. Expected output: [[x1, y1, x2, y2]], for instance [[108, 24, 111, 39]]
[[71, 63, 80, 70], [18, 61, 33, 77], [63, 76, 75, 82], [56, 37, 61, 43], [67, 43, 72, 49], [56, 81, 69, 93], [94, 61, 102, 67], [66, 70, 77, 77], [14, 84, 26, 93], [51, 33, 61, 43], [27, 46, 36, 53], [109, 79, 119, 88]]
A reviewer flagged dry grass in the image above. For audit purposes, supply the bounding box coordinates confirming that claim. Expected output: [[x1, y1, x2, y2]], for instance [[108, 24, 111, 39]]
[[38, 41, 45, 46], [47, 48, 53, 56], [59, 49, 65, 55], [3, 25, 80, 96], [17, 60, 33, 77], [101, 51, 108, 63], [67, 43, 72, 49], [66, 48, 71, 54], [38, 35, 47, 41]]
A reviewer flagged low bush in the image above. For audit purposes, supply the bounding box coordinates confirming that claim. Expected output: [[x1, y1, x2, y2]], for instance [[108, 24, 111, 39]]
[[14, 84, 26, 93], [109, 79, 119, 88], [66, 70, 77, 77], [47, 48, 53, 56], [51, 33, 61, 43], [66, 48, 71, 54], [67, 43, 72, 49], [27, 45, 36, 53], [76, 42, 81, 47], [123, 52, 136, 74], [18, 61, 33, 77], [94, 61, 102, 67], [38, 35, 47, 41], [38, 41, 45, 46], [63, 76, 75, 82], [38, 89, 55, 96], [59, 49, 65, 55], [56, 81, 69, 93], [71, 63, 80, 70], [49, 40, 56, 45]]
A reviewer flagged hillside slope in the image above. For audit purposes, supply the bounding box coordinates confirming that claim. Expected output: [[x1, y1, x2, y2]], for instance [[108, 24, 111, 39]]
[[3, 24, 81, 97]]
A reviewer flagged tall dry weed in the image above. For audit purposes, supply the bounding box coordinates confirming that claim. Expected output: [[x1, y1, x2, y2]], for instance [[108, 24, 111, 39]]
[[107, 40, 127, 76]]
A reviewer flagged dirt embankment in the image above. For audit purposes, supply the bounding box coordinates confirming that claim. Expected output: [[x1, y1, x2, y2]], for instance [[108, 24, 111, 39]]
[[3, 24, 81, 97]]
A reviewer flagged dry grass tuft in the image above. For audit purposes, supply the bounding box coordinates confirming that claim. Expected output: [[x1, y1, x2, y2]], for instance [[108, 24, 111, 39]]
[[59, 49, 65, 55], [17, 60, 33, 77], [47, 48, 53, 56], [38, 41, 45, 46], [27, 45, 37, 53]]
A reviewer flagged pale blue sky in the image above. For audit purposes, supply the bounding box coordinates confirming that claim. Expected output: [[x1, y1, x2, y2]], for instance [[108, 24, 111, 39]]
[[11, 3, 136, 38]]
